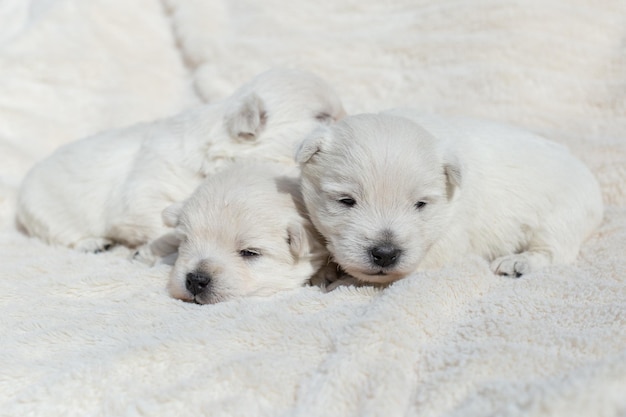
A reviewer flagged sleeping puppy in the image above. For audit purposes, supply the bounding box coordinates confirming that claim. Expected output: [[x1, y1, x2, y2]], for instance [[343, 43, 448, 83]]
[[163, 162, 329, 304], [16, 69, 345, 254], [296, 110, 604, 284]]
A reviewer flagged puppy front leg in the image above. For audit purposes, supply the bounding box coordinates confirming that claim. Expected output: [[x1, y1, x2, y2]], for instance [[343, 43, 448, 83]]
[[490, 250, 552, 278], [310, 262, 365, 292], [324, 275, 364, 292], [74, 237, 115, 253]]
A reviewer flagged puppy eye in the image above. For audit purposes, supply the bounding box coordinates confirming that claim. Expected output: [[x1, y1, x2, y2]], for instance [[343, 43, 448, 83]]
[[338, 197, 356, 207], [240, 249, 261, 258], [415, 201, 427, 210], [315, 112, 332, 123]]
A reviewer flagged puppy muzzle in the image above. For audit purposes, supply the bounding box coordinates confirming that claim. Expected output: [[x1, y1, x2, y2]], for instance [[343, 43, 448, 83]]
[[185, 270, 213, 296], [369, 243, 402, 268]]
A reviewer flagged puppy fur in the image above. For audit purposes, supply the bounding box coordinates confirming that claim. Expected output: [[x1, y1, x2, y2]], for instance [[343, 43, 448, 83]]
[[296, 110, 604, 283], [16, 69, 345, 253], [164, 162, 328, 304]]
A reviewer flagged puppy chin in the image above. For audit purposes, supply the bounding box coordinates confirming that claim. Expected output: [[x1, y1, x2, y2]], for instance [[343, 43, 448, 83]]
[[340, 264, 406, 285]]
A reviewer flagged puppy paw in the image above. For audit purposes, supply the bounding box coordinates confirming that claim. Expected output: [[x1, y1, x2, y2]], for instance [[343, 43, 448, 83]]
[[131, 245, 158, 266], [490, 254, 531, 278], [309, 262, 342, 288], [74, 238, 114, 254], [325, 275, 363, 292], [309, 262, 362, 292]]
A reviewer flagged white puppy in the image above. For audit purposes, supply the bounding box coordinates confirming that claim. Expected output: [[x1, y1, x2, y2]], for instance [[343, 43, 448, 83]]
[[164, 162, 328, 304], [16, 69, 345, 253], [296, 110, 604, 284]]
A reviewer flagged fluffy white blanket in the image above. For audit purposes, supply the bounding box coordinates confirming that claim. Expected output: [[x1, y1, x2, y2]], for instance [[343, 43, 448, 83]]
[[1, 0, 625, 415]]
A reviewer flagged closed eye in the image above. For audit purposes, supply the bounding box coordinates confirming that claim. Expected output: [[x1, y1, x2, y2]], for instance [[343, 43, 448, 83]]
[[240, 249, 262, 258], [338, 197, 356, 207], [315, 112, 332, 123], [415, 201, 427, 210]]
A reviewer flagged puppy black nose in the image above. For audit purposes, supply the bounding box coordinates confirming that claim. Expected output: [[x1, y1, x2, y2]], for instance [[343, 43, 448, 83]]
[[370, 244, 402, 268], [185, 271, 212, 295]]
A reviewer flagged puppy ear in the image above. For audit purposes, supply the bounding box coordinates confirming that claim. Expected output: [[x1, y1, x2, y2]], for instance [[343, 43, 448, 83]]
[[443, 152, 463, 199], [146, 232, 182, 260], [287, 221, 308, 259], [162, 202, 184, 228], [295, 125, 331, 165], [225, 93, 267, 141]]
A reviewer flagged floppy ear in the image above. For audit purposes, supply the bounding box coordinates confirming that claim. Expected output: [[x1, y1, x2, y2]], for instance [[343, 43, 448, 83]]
[[162, 202, 184, 228], [294, 125, 332, 165], [145, 232, 183, 260], [225, 93, 267, 141], [287, 221, 309, 259], [443, 152, 462, 199]]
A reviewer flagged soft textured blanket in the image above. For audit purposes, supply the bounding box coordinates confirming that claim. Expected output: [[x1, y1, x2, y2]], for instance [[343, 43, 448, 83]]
[[1, 1, 625, 416]]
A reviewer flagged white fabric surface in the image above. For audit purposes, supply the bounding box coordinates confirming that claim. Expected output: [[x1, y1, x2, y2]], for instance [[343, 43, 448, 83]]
[[1, 0, 625, 415]]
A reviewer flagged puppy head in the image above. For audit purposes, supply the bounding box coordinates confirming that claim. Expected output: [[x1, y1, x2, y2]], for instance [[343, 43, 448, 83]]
[[297, 113, 462, 284], [166, 163, 327, 304], [222, 69, 346, 162]]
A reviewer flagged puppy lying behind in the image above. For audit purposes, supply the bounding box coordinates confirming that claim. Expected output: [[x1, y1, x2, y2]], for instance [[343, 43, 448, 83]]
[[163, 162, 329, 304], [16, 69, 345, 253], [296, 110, 604, 284]]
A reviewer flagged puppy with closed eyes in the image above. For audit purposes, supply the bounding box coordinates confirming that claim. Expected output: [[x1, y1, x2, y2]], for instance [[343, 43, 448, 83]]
[[296, 110, 603, 285], [16, 69, 345, 256], [163, 162, 329, 304]]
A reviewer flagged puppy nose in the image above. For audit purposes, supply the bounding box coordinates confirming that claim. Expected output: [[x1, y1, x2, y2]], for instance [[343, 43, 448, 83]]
[[370, 244, 402, 268], [185, 271, 212, 295]]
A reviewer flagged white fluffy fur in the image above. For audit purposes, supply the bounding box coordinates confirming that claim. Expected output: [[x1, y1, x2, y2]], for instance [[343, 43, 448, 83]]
[[164, 162, 328, 304], [16, 69, 345, 252], [297, 110, 604, 284]]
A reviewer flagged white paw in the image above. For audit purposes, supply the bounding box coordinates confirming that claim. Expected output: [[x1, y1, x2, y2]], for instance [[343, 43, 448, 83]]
[[309, 262, 341, 287], [490, 254, 531, 278], [309, 263, 363, 292], [131, 245, 158, 266], [74, 238, 114, 253], [324, 275, 362, 292]]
